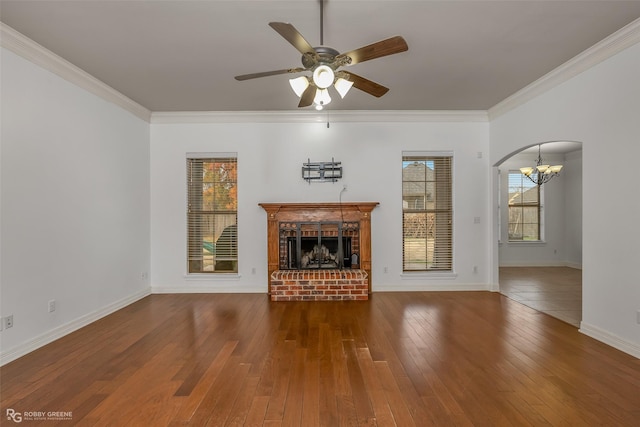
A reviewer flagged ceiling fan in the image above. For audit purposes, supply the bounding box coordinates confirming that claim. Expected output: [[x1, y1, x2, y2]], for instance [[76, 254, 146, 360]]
[[234, 0, 408, 109]]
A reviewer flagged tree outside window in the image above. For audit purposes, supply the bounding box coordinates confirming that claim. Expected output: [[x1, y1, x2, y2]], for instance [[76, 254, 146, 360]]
[[187, 157, 238, 273]]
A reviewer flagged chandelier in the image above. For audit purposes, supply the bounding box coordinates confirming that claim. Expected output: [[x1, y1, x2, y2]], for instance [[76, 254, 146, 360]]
[[519, 144, 563, 185]]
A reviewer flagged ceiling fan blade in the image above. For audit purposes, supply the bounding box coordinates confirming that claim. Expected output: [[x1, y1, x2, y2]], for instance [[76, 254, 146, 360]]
[[338, 36, 408, 66], [269, 22, 316, 55], [298, 85, 316, 108], [235, 67, 304, 81], [342, 72, 389, 97]]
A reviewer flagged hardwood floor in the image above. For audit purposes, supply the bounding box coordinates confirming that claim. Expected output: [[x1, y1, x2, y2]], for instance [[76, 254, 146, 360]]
[[2, 292, 639, 426], [500, 267, 582, 327]]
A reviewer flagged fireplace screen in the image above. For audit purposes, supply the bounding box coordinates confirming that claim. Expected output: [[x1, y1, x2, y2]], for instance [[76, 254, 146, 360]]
[[279, 221, 359, 269]]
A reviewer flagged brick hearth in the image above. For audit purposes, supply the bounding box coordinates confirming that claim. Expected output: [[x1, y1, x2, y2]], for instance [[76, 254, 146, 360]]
[[270, 269, 369, 301]]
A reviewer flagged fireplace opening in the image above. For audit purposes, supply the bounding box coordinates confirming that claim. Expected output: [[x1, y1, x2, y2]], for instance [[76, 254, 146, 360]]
[[288, 236, 352, 269], [279, 221, 360, 270]]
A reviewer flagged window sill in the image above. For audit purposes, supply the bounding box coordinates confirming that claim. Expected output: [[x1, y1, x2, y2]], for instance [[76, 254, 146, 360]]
[[184, 273, 242, 281], [506, 240, 547, 245], [400, 272, 458, 280]]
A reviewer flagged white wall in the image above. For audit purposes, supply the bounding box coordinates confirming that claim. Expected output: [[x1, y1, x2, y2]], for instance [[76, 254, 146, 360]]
[[490, 42, 640, 355], [498, 150, 582, 267], [150, 118, 491, 293], [0, 48, 151, 363], [563, 149, 582, 268]]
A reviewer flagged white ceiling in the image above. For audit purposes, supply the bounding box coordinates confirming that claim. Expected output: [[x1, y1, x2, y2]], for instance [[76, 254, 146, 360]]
[[2, 1, 640, 112], [519, 141, 583, 155]]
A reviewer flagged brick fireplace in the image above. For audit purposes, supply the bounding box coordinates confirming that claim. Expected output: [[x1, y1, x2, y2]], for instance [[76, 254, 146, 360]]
[[259, 202, 378, 301]]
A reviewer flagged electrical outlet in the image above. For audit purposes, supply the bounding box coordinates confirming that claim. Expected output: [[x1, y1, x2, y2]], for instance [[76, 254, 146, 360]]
[[48, 300, 56, 313], [473, 265, 478, 274], [637, 310, 640, 324], [4, 315, 14, 329]]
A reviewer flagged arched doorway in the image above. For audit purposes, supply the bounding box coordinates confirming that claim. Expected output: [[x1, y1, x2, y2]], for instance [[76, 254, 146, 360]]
[[494, 141, 583, 326]]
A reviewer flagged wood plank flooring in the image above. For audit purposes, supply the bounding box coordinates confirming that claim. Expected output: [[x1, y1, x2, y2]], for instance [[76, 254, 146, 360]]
[[2, 292, 639, 426], [500, 267, 582, 327]]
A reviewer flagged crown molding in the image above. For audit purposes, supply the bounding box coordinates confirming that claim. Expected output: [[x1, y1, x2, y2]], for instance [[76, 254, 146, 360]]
[[150, 110, 488, 124], [1, 20, 482, 126], [488, 17, 640, 120], [1, 23, 151, 122], [5, 12, 637, 125]]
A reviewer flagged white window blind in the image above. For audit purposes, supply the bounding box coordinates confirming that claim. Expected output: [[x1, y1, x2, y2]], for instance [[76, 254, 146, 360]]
[[508, 171, 540, 241], [402, 155, 453, 271], [187, 157, 238, 273]]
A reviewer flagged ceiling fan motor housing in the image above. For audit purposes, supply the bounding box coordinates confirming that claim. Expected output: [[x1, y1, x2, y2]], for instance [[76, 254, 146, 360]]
[[302, 46, 342, 69]]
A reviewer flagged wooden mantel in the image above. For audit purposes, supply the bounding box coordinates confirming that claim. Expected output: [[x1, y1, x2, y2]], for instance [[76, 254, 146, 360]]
[[259, 202, 379, 294]]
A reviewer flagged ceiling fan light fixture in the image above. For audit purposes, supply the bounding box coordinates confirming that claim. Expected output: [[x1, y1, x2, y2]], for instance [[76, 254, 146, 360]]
[[289, 76, 310, 97], [313, 65, 335, 89], [235, 2, 408, 109], [334, 77, 354, 98], [313, 88, 331, 107]]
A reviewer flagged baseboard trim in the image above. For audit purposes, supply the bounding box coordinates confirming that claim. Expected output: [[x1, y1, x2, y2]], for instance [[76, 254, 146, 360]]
[[374, 284, 491, 292], [579, 322, 640, 359], [499, 261, 580, 268], [0, 287, 151, 366], [152, 286, 266, 294]]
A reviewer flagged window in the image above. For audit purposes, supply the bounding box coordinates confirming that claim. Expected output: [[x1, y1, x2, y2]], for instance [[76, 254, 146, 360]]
[[508, 171, 540, 241], [402, 155, 452, 271], [187, 156, 238, 273]]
